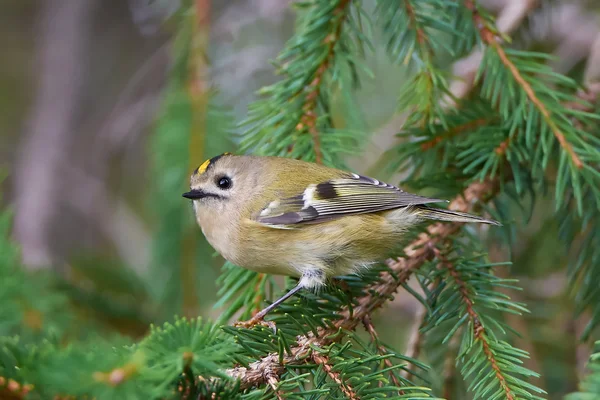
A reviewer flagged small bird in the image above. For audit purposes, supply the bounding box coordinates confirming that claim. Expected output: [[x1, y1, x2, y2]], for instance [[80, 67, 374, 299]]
[[183, 153, 500, 328]]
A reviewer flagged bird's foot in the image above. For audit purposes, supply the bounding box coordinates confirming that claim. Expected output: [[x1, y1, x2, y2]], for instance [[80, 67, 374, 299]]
[[234, 316, 276, 333]]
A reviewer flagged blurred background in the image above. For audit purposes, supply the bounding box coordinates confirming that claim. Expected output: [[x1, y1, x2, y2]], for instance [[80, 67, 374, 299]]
[[1, 1, 600, 398]]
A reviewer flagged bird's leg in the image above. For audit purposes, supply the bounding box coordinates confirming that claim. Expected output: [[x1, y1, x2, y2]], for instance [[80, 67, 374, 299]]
[[234, 282, 304, 330], [234, 269, 324, 330]]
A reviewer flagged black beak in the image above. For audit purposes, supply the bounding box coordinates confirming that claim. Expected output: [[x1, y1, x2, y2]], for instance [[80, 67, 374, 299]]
[[182, 189, 205, 199]]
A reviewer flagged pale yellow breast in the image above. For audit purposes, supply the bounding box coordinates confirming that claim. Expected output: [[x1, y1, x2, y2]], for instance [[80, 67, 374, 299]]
[[194, 200, 240, 264]]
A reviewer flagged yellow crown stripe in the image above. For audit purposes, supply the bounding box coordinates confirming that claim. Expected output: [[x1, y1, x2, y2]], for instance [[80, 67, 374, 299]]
[[194, 152, 232, 175], [196, 159, 212, 175]]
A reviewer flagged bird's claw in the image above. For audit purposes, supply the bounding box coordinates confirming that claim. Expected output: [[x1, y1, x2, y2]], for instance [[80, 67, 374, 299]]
[[234, 316, 277, 333]]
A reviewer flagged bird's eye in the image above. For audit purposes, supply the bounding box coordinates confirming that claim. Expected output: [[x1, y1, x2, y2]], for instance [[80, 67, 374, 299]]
[[216, 176, 232, 190]]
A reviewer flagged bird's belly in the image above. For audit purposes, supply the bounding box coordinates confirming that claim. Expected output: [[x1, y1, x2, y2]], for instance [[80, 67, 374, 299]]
[[240, 262, 301, 277], [237, 249, 370, 278], [237, 216, 400, 278]]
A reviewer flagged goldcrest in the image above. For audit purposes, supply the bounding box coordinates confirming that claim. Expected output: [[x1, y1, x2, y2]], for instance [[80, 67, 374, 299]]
[[183, 153, 500, 326]]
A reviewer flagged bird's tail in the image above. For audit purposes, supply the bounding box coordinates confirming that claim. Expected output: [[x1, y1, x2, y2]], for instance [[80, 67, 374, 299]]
[[416, 205, 501, 226]]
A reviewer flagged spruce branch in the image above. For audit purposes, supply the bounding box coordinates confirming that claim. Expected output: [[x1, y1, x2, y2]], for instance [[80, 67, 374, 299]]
[[297, 0, 351, 164], [312, 352, 358, 400], [361, 315, 402, 389], [265, 371, 284, 400], [443, 259, 515, 400], [377, 0, 454, 127], [427, 249, 546, 400], [419, 117, 491, 151], [494, 136, 511, 157], [225, 353, 279, 390], [180, 360, 197, 400], [402, 0, 433, 59], [494, 264, 544, 382], [400, 305, 426, 382], [239, 0, 359, 165], [226, 178, 498, 389], [465, 0, 586, 170], [445, 0, 538, 104]]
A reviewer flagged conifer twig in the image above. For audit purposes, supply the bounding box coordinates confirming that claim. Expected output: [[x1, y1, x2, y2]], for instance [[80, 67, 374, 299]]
[[403, 0, 431, 54], [181, 355, 197, 400], [362, 315, 402, 388], [400, 305, 426, 381], [443, 258, 515, 400], [494, 136, 512, 156], [445, 0, 537, 106], [312, 353, 358, 399], [494, 258, 543, 382], [227, 178, 499, 388], [494, 83, 600, 156], [465, 0, 584, 169], [420, 118, 491, 150], [227, 353, 285, 391], [266, 372, 284, 400], [297, 0, 351, 164]]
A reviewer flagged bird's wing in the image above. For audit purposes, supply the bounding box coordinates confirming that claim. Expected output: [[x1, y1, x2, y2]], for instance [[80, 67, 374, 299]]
[[255, 173, 447, 227]]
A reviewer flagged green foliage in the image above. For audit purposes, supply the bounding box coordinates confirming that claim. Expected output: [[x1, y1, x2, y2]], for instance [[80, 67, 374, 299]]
[[477, 45, 600, 212], [0, 205, 69, 339], [141, 317, 238, 383], [0, 317, 239, 399]]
